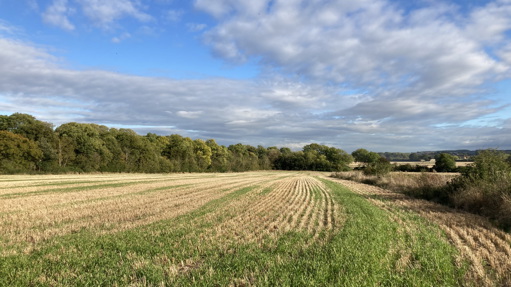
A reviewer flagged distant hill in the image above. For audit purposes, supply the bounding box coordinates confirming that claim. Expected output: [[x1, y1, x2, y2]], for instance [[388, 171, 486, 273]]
[[379, 150, 511, 161]]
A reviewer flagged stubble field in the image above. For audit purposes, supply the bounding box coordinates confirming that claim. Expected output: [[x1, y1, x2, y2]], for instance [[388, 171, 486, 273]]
[[0, 172, 510, 286]]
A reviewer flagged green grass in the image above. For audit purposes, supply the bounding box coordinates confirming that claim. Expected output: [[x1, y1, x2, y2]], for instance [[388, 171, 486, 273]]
[[0, 178, 466, 286]]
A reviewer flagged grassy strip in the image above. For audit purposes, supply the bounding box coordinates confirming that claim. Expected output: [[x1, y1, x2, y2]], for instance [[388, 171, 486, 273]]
[[0, 177, 465, 286], [170, 178, 465, 286], [317, 179, 465, 286]]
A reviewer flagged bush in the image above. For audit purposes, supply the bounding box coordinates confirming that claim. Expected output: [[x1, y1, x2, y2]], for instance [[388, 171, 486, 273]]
[[363, 157, 393, 177], [394, 164, 431, 172], [403, 173, 451, 204], [461, 149, 510, 181], [334, 149, 511, 231], [434, 153, 457, 172], [448, 149, 511, 230], [394, 163, 414, 172]]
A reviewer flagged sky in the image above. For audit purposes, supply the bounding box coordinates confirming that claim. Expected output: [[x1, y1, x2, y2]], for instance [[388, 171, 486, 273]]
[[1, 0, 511, 152]]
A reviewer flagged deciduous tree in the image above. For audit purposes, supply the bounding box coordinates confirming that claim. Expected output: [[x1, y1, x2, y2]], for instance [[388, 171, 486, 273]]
[[434, 153, 457, 172], [0, 131, 42, 173]]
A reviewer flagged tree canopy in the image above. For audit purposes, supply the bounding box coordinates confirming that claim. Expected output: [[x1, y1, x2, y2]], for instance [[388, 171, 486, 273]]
[[434, 153, 457, 172], [0, 113, 353, 174], [351, 148, 392, 176]]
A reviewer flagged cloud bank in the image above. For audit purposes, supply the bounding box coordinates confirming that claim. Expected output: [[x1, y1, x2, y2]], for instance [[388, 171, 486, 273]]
[[1, 0, 511, 152]]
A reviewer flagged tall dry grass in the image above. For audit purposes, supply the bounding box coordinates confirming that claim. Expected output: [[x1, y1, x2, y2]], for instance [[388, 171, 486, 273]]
[[450, 177, 511, 230], [333, 168, 511, 231], [332, 171, 456, 203]]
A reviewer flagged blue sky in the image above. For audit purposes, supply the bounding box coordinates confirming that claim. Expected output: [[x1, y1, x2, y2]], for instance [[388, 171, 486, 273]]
[[0, 0, 257, 79], [0, 0, 510, 152]]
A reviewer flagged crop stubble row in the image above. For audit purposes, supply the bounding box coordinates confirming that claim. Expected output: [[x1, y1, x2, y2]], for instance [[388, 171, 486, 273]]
[[0, 173, 283, 255], [0, 173, 342, 258], [202, 175, 340, 247]]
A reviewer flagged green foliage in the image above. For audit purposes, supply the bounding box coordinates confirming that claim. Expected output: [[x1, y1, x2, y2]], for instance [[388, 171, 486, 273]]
[[352, 148, 379, 164], [55, 123, 113, 171], [0, 113, 354, 173], [227, 143, 260, 171], [363, 157, 393, 177], [274, 150, 306, 170], [352, 148, 392, 176], [194, 139, 212, 171], [408, 150, 482, 162], [266, 147, 281, 169], [163, 134, 199, 172], [379, 152, 410, 161], [206, 139, 229, 172], [394, 163, 430, 172], [115, 129, 164, 172], [448, 149, 511, 229], [434, 153, 457, 172], [340, 149, 511, 230], [0, 113, 59, 171], [0, 131, 43, 173], [275, 144, 352, 171], [461, 149, 510, 182], [0, 113, 55, 142], [256, 145, 272, 170], [409, 152, 433, 161]]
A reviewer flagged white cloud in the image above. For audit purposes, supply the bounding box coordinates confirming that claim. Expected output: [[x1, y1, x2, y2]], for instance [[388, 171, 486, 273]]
[[198, 0, 511, 92], [166, 9, 184, 22], [0, 20, 20, 35], [0, 33, 352, 147], [194, 0, 237, 19], [195, 1, 511, 144], [42, 0, 75, 31], [111, 32, 131, 43], [464, 1, 511, 44], [40, 0, 152, 31], [0, 29, 509, 151], [225, 108, 280, 125], [77, 0, 152, 29], [496, 43, 511, 67], [187, 23, 207, 32], [0, 38, 59, 71], [176, 111, 203, 119], [3, 0, 511, 152], [27, 0, 40, 11], [259, 78, 334, 109]]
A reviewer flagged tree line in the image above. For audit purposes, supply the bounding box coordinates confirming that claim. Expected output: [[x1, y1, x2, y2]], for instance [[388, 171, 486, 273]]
[[0, 113, 354, 174], [380, 150, 511, 161]]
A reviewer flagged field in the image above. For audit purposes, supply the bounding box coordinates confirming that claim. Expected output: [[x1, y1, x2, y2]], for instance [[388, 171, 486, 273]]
[[391, 161, 473, 168], [348, 161, 473, 169], [1, 172, 510, 286]]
